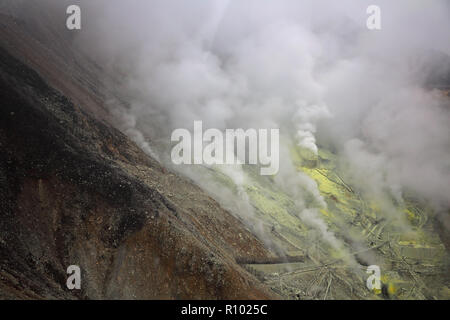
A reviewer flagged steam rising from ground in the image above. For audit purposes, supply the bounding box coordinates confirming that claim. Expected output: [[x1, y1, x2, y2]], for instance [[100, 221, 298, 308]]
[[33, 1, 450, 245]]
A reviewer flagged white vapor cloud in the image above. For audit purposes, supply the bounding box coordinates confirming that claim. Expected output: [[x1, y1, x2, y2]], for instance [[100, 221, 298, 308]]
[[28, 0, 450, 241]]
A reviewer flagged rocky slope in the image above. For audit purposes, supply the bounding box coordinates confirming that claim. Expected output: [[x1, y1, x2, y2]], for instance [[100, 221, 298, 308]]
[[1, 2, 448, 300], [0, 11, 277, 299]]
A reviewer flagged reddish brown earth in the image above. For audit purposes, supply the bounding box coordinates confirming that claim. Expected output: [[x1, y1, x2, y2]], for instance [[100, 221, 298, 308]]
[[0, 8, 278, 299]]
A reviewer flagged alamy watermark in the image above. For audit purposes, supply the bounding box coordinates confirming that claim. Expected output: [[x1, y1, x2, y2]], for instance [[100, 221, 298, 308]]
[[367, 5, 381, 30], [66, 265, 81, 290], [366, 265, 381, 291], [66, 5, 81, 30], [171, 121, 279, 175], [65, 4, 381, 31]]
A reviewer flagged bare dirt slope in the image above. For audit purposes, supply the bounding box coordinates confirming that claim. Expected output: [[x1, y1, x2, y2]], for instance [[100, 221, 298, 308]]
[[0, 11, 277, 299]]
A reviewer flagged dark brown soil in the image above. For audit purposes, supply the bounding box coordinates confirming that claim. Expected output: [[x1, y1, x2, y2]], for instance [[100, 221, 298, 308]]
[[0, 17, 278, 299]]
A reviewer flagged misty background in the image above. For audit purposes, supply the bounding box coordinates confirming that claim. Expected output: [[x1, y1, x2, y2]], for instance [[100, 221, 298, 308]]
[[3, 0, 450, 246]]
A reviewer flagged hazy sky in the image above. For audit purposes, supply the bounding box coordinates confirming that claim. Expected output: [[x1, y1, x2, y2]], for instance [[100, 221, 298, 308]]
[[5, 1, 449, 236]]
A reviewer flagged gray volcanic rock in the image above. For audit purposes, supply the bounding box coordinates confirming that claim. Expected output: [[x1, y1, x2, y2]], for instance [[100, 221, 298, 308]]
[[0, 40, 276, 299]]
